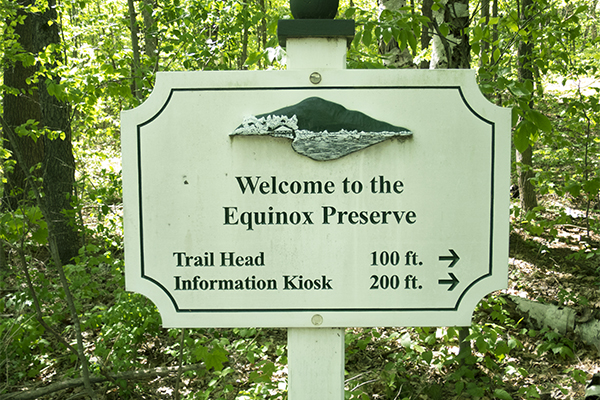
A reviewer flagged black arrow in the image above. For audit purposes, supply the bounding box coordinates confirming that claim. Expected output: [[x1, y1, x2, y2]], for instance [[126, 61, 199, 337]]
[[438, 273, 459, 291], [439, 249, 460, 268]]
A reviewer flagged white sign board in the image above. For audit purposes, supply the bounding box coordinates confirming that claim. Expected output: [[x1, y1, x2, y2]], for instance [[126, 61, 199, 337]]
[[121, 69, 510, 328]]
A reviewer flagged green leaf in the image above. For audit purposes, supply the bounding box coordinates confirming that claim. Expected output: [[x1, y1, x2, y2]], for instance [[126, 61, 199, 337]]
[[472, 25, 483, 41], [399, 29, 408, 51], [46, 81, 56, 97], [31, 227, 48, 245], [524, 79, 534, 94], [261, 360, 276, 377], [508, 82, 532, 98], [558, 345, 574, 358], [527, 110, 552, 132], [565, 181, 581, 198], [493, 47, 501, 62], [422, 350, 433, 364], [352, 31, 362, 48], [362, 26, 372, 47], [511, 107, 520, 126], [495, 340, 510, 356], [382, 28, 392, 45], [527, 385, 542, 398], [583, 177, 600, 196], [407, 31, 417, 53], [438, 23, 449, 37], [475, 336, 489, 353], [514, 120, 535, 153], [507, 18, 519, 33], [494, 389, 513, 400], [400, 332, 412, 348], [205, 346, 229, 371], [455, 380, 465, 394]]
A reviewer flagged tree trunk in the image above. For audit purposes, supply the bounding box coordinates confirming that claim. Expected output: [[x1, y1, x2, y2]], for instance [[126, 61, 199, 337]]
[[479, 0, 489, 66], [516, 0, 538, 212], [516, 145, 538, 211], [492, 0, 498, 45], [127, 0, 142, 99], [508, 295, 600, 352], [420, 0, 433, 69], [238, 1, 249, 70], [429, 0, 470, 68], [2, 56, 95, 400], [491, 0, 501, 105], [378, 0, 414, 68], [35, 0, 80, 265], [1, 0, 44, 274], [142, 0, 158, 71], [1, 0, 43, 212], [258, 0, 267, 68], [427, 0, 471, 356]]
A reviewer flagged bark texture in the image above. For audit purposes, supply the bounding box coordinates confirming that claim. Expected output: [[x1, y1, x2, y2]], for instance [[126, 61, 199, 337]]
[[127, 0, 142, 99], [516, 145, 538, 212], [516, 0, 538, 212], [35, 0, 81, 264], [508, 295, 600, 352], [426, 0, 471, 356], [3, 0, 80, 264], [1, 0, 43, 211], [419, 0, 433, 69], [378, 0, 414, 68], [429, 0, 470, 68], [479, 0, 490, 66]]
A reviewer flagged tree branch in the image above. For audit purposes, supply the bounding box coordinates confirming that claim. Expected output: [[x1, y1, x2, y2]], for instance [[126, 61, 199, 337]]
[[0, 115, 96, 399], [0, 363, 205, 400], [15, 231, 80, 357]]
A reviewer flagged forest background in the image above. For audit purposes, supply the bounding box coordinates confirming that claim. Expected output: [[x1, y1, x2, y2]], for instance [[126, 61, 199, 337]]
[[0, 0, 599, 398]]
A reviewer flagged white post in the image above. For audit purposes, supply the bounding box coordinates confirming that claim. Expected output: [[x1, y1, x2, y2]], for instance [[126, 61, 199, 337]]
[[288, 328, 345, 399], [286, 37, 348, 70], [284, 32, 349, 400]]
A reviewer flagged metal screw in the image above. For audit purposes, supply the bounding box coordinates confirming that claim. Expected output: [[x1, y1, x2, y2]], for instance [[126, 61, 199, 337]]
[[309, 72, 322, 85], [311, 314, 323, 326]]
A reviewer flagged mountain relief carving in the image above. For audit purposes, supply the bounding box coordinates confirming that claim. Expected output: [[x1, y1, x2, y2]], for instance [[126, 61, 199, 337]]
[[231, 97, 412, 161]]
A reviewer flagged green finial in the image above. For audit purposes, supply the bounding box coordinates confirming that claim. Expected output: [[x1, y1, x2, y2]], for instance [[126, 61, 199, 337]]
[[290, 0, 339, 19]]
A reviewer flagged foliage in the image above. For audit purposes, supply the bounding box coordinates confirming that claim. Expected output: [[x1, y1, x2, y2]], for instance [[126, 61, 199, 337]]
[[1, 0, 599, 398], [345, 3, 428, 68]]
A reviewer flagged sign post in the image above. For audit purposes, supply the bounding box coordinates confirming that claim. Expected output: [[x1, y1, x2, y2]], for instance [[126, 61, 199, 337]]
[[281, 21, 351, 400], [121, 7, 511, 399]]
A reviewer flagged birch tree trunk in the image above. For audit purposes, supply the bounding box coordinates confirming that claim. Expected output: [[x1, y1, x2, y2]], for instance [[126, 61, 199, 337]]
[[429, 0, 470, 69], [427, 0, 471, 357], [508, 295, 600, 353], [378, 0, 414, 68]]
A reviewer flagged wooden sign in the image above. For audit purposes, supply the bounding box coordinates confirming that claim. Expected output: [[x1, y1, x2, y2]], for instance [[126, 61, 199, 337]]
[[121, 69, 510, 328]]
